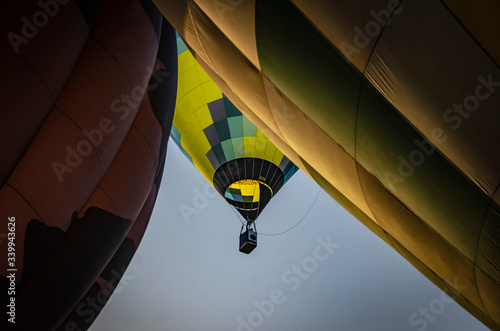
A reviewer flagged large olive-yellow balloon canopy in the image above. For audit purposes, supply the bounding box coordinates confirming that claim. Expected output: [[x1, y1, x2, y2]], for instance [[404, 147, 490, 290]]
[[155, 0, 500, 329]]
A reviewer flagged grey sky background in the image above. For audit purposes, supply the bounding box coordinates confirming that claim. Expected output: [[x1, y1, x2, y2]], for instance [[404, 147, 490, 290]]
[[90, 139, 487, 331]]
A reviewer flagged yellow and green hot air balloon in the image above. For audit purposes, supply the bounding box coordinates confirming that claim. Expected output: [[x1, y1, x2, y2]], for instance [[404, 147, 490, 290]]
[[171, 35, 298, 241]]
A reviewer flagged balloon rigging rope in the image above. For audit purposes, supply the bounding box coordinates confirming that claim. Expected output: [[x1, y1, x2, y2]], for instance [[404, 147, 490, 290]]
[[231, 187, 322, 237], [259, 187, 322, 236], [230, 200, 246, 225]]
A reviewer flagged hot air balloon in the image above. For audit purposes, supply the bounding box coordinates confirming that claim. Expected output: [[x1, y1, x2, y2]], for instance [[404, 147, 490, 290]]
[[171, 35, 298, 253], [155, 0, 500, 329], [0, 1, 177, 330]]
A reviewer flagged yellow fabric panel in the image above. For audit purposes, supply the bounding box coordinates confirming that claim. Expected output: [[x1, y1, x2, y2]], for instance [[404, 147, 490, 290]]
[[272, 149, 284, 166], [232, 180, 258, 195], [264, 143, 278, 163], [190, 136, 204, 158], [179, 65, 200, 93], [193, 156, 214, 183], [176, 80, 187, 104], [229, 182, 239, 189], [243, 136, 256, 158], [176, 46, 218, 185], [255, 137, 268, 160], [230, 180, 261, 202], [180, 113, 202, 151], [178, 49, 196, 75], [201, 155, 216, 181], [173, 96, 192, 128], [195, 131, 212, 156], [201, 80, 222, 104], [256, 127, 266, 138], [204, 156, 216, 179], [175, 43, 227, 188], [195, 62, 213, 84], [195, 105, 213, 129], [187, 85, 208, 111]]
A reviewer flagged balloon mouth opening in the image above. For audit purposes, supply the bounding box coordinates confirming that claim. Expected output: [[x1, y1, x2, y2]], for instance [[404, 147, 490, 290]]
[[224, 179, 273, 204], [212, 158, 290, 221]]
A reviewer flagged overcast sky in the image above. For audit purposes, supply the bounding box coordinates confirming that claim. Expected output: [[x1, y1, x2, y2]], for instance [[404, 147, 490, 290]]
[[90, 139, 488, 331]]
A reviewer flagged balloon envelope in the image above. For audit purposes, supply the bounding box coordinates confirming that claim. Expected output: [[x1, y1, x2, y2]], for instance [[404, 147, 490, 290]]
[[171, 35, 298, 222], [0, 1, 177, 329]]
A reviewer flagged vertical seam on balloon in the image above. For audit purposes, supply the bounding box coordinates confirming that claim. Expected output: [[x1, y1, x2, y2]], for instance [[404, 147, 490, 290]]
[[357, 0, 493, 267], [258, 74, 292, 152], [352, 47, 485, 290], [361, 0, 496, 198], [186, 0, 264, 109], [87, 125, 156, 220], [0, 41, 58, 100], [360, 0, 402, 74], [385, 231, 493, 327], [474, 203, 497, 265], [0, 45, 58, 188], [354, 165, 491, 316], [132, 122, 158, 168], [3, 183, 44, 222], [90, 38, 134, 88], [188, 0, 261, 72], [186, 1, 219, 79], [54, 106, 105, 174], [253, 0, 292, 147], [352, 77, 379, 227], [351, 0, 380, 227], [475, 265, 500, 329], [473, 265, 494, 326], [286, 0, 364, 76], [86, 185, 120, 218], [472, 197, 500, 319]]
